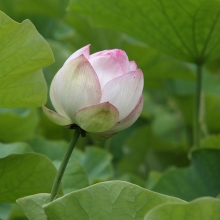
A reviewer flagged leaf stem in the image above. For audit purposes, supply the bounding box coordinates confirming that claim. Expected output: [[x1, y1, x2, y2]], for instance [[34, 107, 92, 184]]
[[50, 128, 80, 202], [200, 90, 209, 137], [194, 64, 202, 148]]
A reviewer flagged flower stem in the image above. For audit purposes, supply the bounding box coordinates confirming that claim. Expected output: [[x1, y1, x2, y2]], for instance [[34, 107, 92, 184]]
[[50, 128, 80, 202], [194, 64, 202, 148]]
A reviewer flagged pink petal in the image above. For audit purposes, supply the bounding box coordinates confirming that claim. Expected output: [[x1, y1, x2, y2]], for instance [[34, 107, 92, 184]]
[[107, 95, 143, 132], [64, 45, 90, 65], [74, 102, 119, 133], [90, 49, 130, 74], [42, 104, 72, 126], [89, 50, 109, 58], [100, 69, 144, 121], [129, 61, 138, 71], [114, 49, 130, 73], [50, 55, 101, 121], [89, 55, 125, 89]]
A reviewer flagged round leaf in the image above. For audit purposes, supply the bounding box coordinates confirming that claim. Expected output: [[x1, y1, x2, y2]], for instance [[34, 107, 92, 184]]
[[43, 181, 185, 220]]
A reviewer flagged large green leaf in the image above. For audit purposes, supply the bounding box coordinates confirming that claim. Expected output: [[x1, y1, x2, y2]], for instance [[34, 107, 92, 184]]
[[0, 11, 54, 107], [152, 149, 220, 201], [144, 197, 220, 220], [0, 108, 39, 143], [17, 193, 50, 220], [0, 153, 57, 203], [70, 0, 220, 63], [43, 181, 185, 220]]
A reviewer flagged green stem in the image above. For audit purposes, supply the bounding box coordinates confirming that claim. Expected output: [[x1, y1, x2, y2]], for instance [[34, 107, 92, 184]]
[[200, 90, 209, 137], [50, 128, 80, 202], [194, 64, 202, 148]]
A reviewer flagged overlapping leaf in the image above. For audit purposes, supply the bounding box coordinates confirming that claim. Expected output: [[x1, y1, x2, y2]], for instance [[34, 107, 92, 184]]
[[17, 193, 50, 220], [70, 0, 220, 63], [144, 197, 220, 220]]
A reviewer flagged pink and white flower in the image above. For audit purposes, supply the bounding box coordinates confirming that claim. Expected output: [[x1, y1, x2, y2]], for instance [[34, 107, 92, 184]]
[[42, 45, 144, 139]]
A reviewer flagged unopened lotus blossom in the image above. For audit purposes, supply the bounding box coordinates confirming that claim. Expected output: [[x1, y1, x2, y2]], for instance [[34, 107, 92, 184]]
[[42, 45, 144, 139]]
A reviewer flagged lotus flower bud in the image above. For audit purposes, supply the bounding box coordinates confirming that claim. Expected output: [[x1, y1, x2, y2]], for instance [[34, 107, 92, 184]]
[[42, 45, 144, 139]]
